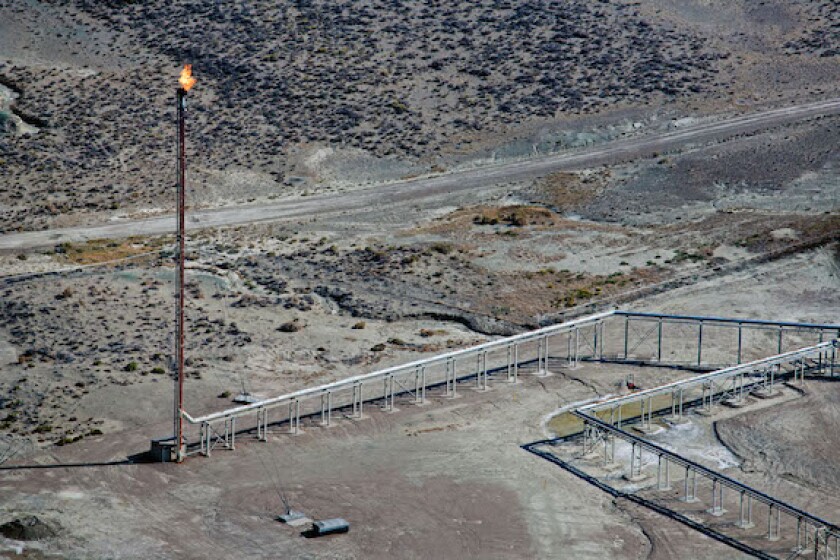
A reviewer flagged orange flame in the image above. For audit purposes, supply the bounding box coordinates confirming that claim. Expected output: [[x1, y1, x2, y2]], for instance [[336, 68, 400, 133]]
[[179, 64, 196, 92]]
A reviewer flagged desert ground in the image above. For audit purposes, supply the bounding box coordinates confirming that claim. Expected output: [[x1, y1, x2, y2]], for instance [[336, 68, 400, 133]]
[[1, 247, 839, 559], [1, 0, 839, 558]]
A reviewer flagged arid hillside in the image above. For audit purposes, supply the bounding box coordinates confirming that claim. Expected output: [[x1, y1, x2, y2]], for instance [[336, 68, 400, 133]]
[[1, 0, 838, 231]]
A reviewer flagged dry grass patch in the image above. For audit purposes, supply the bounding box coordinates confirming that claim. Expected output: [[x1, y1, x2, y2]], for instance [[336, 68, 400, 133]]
[[60, 237, 165, 265], [481, 266, 667, 321], [409, 203, 623, 237], [734, 213, 840, 253], [473, 205, 556, 227], [406, 204, 557, 235], [531, 171, 607, 212]]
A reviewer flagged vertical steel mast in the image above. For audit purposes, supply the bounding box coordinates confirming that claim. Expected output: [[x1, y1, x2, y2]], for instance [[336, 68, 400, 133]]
[[175, 86, 187, 462]]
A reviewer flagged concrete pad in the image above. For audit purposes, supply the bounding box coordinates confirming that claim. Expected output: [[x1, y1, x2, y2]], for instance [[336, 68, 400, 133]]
[[233, 393, 261, 404], [751, 388, 781, 399], [632, 424, 664, 435], [623, 473, 649, 483], [278, 511, 312, 527]]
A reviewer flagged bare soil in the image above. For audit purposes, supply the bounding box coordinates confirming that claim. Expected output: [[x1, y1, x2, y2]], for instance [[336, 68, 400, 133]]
[[1, 243, 838, 558]]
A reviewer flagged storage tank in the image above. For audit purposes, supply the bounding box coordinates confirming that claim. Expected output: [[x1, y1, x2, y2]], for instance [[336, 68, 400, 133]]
[[311, 518, 349, 536]]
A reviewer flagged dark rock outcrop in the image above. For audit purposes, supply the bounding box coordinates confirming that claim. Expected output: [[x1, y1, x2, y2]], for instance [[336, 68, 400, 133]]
[[0, 516, 57, 541]]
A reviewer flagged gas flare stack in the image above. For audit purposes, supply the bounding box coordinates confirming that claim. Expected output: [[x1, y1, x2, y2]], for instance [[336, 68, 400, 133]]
[[150, 64, 196, 463]]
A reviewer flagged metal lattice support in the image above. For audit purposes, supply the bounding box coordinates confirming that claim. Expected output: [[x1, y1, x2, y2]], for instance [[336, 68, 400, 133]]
[[598, 321, 606, 361], [736, 491, 754, 529], [701, 381, 714, 413], [352, 383, 364, 419], [576, 325, 598, 360], [657, 454, 671, 491], [513, 344, 519, 381], [381, 375, 396, 411], [445, 358, 458, 397], [796, 517, 805, 553], [708, 479, 725, 516], [683, 467, 698, 503], [589, 424, 606, 456], [604, 434, 616, 467], [476, 351, 490, 390], [671, 388, 684, 419], [415, 366, 427, 404], [625, 320, 660, 361], [287, 400, 301, 434], [507, 346, 515, 381], [535, 336, 550, 376], [200, 420, 234, 457], [566, 329, 580, 368], [767, 504, 782, 541], [628, 442, 644, 480], [639, 396, 652, 429], [623, 315, 630, 360], [697, 320, 704, 366], [320, 392, 332, 426]]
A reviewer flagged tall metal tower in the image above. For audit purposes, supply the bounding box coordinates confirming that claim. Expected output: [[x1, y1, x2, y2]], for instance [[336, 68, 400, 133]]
[[174, 65, 196, 462]]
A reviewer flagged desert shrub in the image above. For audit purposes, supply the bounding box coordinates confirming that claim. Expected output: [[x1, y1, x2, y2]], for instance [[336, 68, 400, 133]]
[[278, 320, 303, 332]]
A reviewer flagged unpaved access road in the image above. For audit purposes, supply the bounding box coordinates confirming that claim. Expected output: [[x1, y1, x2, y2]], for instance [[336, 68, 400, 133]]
[[3, 97, 839, 251]]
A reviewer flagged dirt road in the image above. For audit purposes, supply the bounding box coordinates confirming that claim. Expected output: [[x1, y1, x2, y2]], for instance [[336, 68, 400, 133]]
[[2, 97, 839, 251]]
